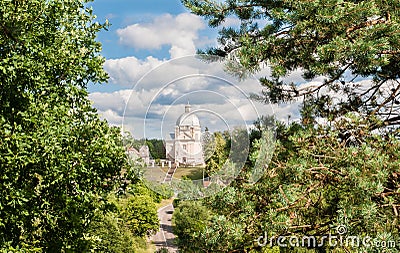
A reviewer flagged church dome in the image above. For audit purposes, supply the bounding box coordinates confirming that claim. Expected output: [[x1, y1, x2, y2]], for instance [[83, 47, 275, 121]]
[[176, 103, 200, 126]]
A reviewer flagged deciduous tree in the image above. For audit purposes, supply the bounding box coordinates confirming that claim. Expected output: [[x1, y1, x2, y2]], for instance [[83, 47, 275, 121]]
[[0, 0, 126, 250]]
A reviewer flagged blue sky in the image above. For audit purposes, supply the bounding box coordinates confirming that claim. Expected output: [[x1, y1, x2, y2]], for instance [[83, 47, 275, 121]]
[[88, 0, 208, 93], [86, 0, 300, 138], [90, 0, 189, 60]]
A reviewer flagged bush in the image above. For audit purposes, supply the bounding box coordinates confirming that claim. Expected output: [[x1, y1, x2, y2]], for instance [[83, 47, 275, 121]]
[[172, 201, 211, 251], [122, 195, 159, 237], [85, 211, 140, 253]]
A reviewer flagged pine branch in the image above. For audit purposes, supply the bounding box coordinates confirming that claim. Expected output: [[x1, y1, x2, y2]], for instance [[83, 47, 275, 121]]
[[275, 182, 323, 212]]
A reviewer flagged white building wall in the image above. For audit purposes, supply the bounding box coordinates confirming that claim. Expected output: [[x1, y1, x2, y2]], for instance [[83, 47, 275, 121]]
[[165, 104, 204, 166]]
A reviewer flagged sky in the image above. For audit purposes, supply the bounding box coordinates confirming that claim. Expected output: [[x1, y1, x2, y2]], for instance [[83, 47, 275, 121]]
[[87, 0, 301, 139]]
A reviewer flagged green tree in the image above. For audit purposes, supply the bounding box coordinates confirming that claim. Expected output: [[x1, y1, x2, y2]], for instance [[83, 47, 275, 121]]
[[86, 191, 159, 253], [0, 0, 126, 251], [122, 135, 166, 159], [201, 128, 215, 162], [85, 211, 145, 253], [146, 139, 166, 159], [172, 201, 211, 252], [183, 0, 400, 130], [205, 132, 228, 175], [129, 181, 163, 203], [173, 119, 400, 252], [121, 195, 159, 237], [176, 2, 400, 251]]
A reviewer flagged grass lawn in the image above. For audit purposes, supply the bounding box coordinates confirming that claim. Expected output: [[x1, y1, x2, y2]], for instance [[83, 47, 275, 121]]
[[143, 166, 166, 183], [160, 166, 205, 180]]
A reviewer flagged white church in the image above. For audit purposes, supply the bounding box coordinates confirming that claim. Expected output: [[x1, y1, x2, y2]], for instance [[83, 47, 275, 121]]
[[165, 103, 204, 166]]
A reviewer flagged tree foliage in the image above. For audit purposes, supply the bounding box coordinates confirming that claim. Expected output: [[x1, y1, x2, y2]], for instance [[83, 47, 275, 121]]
[[177, 0, 400, 252], [120, 195, 159, 237], [205, 132, 229, 175], [183, 0, 400, 130], [85, 189, 159, 253], [81, 187, 159, 253], [85, 211, 145, 253], [146, 139, 166, 159], [123, 133, 166, 159], [0, 0, 127, 250], [173, 118, 400, 252], [172, 201, 211, 252]]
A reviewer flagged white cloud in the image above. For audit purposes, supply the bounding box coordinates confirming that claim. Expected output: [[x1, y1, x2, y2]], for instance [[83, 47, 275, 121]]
[[93, 55, 289, 138], [90, 89, 301, 138], [116, 13, 206, 58], [97, 109, 124, 127], [93, 10, 318, 138], [272, 102, 302, 123], [220, 17, 241, 27], [89, 89, 131, 112], [104, 56, 164, 86], [90, 91, 279, 139]]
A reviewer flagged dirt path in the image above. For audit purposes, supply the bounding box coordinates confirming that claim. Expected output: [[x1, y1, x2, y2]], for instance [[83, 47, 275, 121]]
[[152, 204, 178, 252]]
